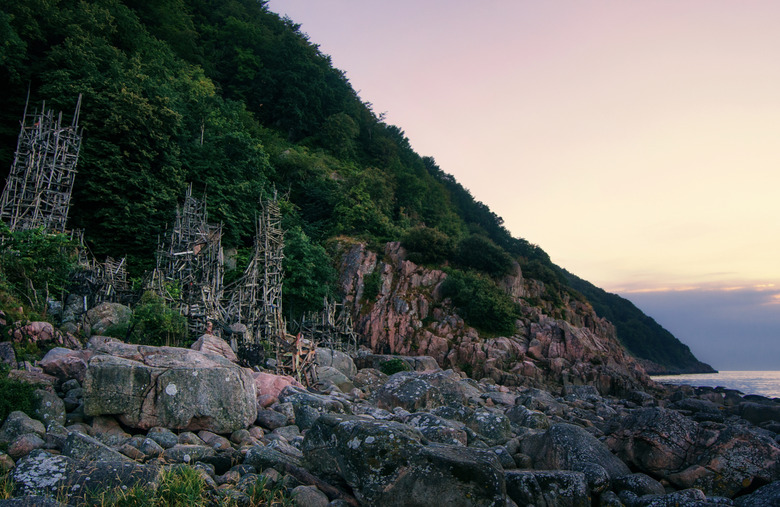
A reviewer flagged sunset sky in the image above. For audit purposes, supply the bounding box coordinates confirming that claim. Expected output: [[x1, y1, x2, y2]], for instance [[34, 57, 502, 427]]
[[267, 1, 780, 370]]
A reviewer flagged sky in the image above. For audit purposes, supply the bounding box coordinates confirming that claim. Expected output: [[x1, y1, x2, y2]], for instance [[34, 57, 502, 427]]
[[266, 1, 780, 370]]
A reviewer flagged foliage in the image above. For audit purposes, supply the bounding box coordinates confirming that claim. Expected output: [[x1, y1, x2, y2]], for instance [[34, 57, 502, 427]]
[[128, 292, 189, 347], [0, 470, 11, 500], [379, 357, 410, 376], [401, 226, 454, 265], [283, 226, 337, 318], [245, 475, 294, 506], [0, 365, 36, 423], [441, 269, 520, 336], [0, 224, 78, 312], [454, 235, 514, 277], [362, 270, 382, 303]]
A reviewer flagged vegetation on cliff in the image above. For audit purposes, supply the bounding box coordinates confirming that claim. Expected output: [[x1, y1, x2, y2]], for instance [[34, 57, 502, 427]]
[[0, 0, 709, 372]]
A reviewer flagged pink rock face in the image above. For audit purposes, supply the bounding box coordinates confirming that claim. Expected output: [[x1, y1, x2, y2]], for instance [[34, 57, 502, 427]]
[[252, 371, 303, 400], [191, 334, 238, 363], [336, 241, 651, 395]]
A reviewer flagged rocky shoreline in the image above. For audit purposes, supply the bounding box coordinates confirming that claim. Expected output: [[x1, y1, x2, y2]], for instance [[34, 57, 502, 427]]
[[1, 334, 779, 506]]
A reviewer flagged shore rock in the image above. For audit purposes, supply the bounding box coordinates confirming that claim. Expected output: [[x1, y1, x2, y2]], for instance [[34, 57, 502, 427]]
[[83, 339, 256, 433]]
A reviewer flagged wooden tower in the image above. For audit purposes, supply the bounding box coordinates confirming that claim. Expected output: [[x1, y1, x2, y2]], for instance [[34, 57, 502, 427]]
[[0, 95, 82, 232]]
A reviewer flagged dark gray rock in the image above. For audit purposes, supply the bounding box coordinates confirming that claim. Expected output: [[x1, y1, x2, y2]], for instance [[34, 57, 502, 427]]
[[612, 473, 665, 497], [244, 444, 303, 473], [291, 484, 329, 507], [161, 444, 216, 464], [61, 431, 130, 462], [278, 386, 349, 430], [631, 488, 708, 507], [735, 480, 780, 507], [256, 408, 289, 430], [406, 412, 467, 446], [146, 427, 179, 449], [372, 372, 445, 412], [0, 342, 16, 366], [464, 408, 512, 446], [505, 404, 550, 430], [0, 412, 45, 446], [523, 423, 630, 492], [10, 450, 160, 502], [740, 402, 780, 426], [302, 413, 504, 506], [505, 470, 589, 507]]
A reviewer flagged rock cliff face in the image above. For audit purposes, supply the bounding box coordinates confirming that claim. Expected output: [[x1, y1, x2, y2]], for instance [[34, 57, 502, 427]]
[[337, 242, 652, 396]]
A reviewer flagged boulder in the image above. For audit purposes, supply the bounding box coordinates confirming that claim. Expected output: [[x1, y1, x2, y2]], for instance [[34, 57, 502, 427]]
[[464, 408, 512, 446], [504, 470, 590, 507], [739, 402, 780, 426], [0, 412, 45, 446], [83, 302, 132, 337], [291, 485, 329, 507], [372, 371, 450, 411], [38, 348, 92, 384], [302, 414, 505, 506], [735, 481, 780, 507], [316, 365, 354, 392], [61, 431, 131, 462], [0, 342, 16, 366], [406, 412, 468, 446], [83, 343, 256, 433], [522, 423, 630, 492], [278, 385, 350, 430], [10, 449, 160, 502], [606, 407, 697, 477], [30, 389, 65, 428], [316, 348, 357, 378], [190, 334, 238, 363], [252, 371, 304, 401]]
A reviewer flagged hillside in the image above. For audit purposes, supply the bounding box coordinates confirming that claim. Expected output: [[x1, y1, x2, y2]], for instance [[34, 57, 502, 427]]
[[0, 0, 711, 373]]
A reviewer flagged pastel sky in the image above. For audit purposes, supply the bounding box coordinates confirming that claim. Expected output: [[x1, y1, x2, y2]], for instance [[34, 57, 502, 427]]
[[267, 1, 780, 370]]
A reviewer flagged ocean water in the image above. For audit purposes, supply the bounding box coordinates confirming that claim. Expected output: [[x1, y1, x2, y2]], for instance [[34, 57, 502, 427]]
[[651, 371, 780, 399]]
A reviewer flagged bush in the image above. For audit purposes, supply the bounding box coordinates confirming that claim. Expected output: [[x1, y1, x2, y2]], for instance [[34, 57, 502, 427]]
[[379, 357, 411, 375], [0, 365, 36, 423], [129, 292, 189, 347], [454, 235, 514, 277], [362, 270, 382, 302], [401, 225, 454, 265], [0, 224, 77, 312], [441, 269, 520, 335]]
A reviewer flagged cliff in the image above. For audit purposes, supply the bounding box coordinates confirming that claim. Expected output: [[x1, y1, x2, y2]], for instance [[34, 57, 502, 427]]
[[337, 241, 654, 396]]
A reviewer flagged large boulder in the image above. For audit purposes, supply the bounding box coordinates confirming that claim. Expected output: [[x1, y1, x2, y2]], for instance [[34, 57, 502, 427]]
[[522, 423, 630, 493], [9, 449, 160, 502], [83, 340, 256, 433], [302, 414, 505, 506], [83, 302, 132, 337]]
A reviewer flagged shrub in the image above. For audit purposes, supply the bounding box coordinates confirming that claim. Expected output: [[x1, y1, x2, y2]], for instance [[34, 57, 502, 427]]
[[0, 224, 77, 313], [454, 235, 514, 277], [379, 357, 411, 376], [362, 270, 382, 302], [441, 269, 520, 335], [401, 225, 454, 265], [0, 365, 36, 423], [128, 292, 189, 347]]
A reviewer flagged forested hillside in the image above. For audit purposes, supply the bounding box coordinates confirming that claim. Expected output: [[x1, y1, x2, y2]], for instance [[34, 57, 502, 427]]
[[0, 0, 709, 372]]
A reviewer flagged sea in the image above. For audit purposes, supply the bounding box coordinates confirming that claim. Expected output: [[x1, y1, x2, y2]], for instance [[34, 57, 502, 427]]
[[651, 371, 780, 399]]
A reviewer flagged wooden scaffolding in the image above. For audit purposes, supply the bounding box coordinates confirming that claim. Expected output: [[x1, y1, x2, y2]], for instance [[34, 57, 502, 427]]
[[0, 95, 82, 233], [225, 193, 316, 383], [295, 297, 358, 355], [150, 184, 224, 335]]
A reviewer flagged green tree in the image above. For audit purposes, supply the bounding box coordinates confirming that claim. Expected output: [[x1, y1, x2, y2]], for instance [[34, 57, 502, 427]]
[[441, 269, 519, 335], [283, 226, 337, 318]]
